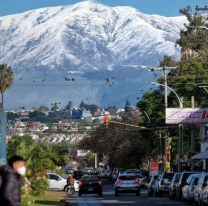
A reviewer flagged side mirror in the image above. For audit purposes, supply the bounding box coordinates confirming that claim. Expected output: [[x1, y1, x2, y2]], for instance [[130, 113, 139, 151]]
[[58, 177, 62, 181]]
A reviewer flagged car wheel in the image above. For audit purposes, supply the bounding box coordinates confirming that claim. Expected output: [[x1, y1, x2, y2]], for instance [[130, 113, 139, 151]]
[[115, 190, 119, 196], [182, 195, 186, 202], [158, 191, 162, 197], [194, 199, 198, 206], [136, 190, 140, 196], [79, 192, 82, 197], [155, 189, 159, 197], [169, 191, 172, 199]]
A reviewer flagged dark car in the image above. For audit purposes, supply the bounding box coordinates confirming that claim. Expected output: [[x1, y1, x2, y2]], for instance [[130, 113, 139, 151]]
[[169, 173, 181, 199], [176, 171, 202, 201], [88, 170, 100, 179], [73, 170, 83, 180], [78, 175, 102, 196]]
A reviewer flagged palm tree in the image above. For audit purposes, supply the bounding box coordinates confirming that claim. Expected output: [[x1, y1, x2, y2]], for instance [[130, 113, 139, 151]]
[[0, 64, 14, 111]]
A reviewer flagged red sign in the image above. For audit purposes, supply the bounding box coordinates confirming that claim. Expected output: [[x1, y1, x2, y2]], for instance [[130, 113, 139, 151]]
[[150, 161, 159, 176]]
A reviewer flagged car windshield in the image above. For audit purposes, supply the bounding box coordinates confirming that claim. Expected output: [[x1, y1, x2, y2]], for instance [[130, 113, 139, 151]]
[[175, 174, 182, 181], [75, 171, 82, 174], [164, 173, 175, 180], [154, 175, 159, 180], [119, 175, 137, 180], [182, 173, 194, 181], [81, 176, 99, 181]]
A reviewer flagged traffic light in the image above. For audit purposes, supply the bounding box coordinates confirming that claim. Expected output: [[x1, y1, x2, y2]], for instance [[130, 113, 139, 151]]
[[167, 150, 171, 162], [103, 116, 109, 129]]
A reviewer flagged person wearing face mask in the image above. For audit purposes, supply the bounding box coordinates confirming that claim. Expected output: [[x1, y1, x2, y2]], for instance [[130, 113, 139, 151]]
[[0, 155, 26, 206]]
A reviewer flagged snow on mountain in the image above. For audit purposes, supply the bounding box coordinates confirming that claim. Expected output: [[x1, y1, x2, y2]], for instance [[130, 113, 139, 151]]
[[0, 1, 186, 76], [0, 1, 188, 109]]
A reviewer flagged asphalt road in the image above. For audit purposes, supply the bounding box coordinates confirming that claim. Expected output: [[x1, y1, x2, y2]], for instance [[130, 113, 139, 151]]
[[66, 179, 187, 206]]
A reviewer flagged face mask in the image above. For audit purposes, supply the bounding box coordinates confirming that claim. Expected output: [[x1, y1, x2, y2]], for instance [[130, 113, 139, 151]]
[[17, 166, 26, 176]]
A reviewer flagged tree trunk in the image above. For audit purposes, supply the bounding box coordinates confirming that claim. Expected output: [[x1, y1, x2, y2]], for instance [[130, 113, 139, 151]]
[[1, 92, 3, 112]]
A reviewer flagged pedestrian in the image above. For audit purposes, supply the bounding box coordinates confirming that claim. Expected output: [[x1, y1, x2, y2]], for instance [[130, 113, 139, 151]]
[[0, 155, 26, 206]]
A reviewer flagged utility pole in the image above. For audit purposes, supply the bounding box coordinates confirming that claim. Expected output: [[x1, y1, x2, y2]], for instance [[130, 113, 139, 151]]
[[164, 68, 168, 108], [195, 6, 208, 11], [88, 82, 90, 105], [179, 97, 183, 172], [191, 96, 196, 170]]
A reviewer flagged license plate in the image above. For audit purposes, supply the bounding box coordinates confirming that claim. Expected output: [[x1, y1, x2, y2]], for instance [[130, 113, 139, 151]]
[[88, 188, 93, 191], [125, 183, 131, 185]]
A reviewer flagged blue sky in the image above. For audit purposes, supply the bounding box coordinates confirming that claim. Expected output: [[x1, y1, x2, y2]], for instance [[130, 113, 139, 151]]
[[0, 0, 207, 17]]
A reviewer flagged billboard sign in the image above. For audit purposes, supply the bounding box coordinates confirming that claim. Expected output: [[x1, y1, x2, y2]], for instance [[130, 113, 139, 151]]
[[77, 150, 91, 157], [149, 161, 159, 176], [166, 108, 208, 124]]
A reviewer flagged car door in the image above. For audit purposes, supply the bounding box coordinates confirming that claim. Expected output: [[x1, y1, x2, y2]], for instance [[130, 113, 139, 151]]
[[48, 174, 63, 190], [183, 175, 193, 198]]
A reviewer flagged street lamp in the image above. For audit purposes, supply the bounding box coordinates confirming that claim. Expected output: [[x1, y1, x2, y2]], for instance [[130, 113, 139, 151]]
[[151, 82, 184, 172], [151, 82, 183, 108]]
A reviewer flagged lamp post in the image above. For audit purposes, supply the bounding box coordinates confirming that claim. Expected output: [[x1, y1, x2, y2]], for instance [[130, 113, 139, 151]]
[[152, 82, 184, 172]]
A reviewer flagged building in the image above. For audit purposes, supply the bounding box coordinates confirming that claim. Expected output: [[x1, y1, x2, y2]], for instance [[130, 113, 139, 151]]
[[72, 110, 91, 119]]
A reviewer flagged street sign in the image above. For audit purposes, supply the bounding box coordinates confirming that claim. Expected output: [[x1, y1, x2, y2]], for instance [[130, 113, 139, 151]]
[[149, 161, 159, 176], [77, 150, 91, 157], [176, 154, 188, 162], [166, 108, 208, 124]]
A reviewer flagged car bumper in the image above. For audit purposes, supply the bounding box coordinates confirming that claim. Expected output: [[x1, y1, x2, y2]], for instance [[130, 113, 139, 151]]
[[79, 187, 102, 194], [116, 186, 140, 193]]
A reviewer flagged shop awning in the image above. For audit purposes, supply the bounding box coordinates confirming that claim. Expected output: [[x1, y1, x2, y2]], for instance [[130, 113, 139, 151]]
[[191, 150, 208, 160]]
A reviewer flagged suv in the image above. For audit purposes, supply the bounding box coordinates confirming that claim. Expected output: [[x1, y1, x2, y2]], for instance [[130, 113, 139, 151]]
[[114, 174, 140, 196], [154, 172, 175, 196], [194, 173, 208, 206], [176, 171, 202, 201], [126, 169, 144, 188], [169, 173, 181, 199], [182, 174, 201, 204], [47, 173, 68, 191], [73, 170, 83, 180]]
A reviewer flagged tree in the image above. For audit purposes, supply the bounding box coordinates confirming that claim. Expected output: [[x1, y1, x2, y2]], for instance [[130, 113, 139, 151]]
[[39, 105, 49, 111], [0, 64, 14, 111], [51, 104, 59, 111], [29, 111, 46, 119], [80, 101, 85, 109], [107, 106, 118, 113], [31, 107, 38, 111], [159, 56, 178, 67], [7, 112, 19, 120]]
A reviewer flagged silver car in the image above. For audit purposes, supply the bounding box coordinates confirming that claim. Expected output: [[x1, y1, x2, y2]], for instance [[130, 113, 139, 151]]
[[202, 179, 208, 205], [148, 175, 159, 196], [182, 174, 200, 204], [114, 174, 140, 196], [194, 173, 208, 206], [154, 172, 175, 196]]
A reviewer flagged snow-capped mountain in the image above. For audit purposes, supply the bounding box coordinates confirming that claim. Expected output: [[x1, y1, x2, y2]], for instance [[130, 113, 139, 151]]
[[0, 1, 187, 109], [0, 1, 186, 76]]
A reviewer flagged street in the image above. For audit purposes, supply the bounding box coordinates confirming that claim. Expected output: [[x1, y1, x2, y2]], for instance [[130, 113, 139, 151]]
[[66, 179, 186, 206]]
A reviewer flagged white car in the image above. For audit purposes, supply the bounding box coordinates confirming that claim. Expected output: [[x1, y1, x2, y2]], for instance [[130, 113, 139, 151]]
[[47, 173, 68, 191], [47, 173, 79, 191]]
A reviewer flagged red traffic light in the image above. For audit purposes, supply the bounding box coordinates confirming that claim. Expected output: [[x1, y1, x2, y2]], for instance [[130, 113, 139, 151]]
[[167, 151, 170, 155], [103, 116, 108, 122]]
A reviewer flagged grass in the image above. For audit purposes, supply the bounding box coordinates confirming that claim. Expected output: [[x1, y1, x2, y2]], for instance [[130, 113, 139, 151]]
[[32, 191, 66, 206]]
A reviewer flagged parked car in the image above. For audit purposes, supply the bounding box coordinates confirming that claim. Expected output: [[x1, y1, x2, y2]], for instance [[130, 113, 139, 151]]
[[78, 175, 103, 196], [73, 170, 83, 180], [112, 168, 120, 181], [176, 171, 201, 201], [114, 174, 140, 196], [148, 175, 159, 196], [106, 170, 111, 178], [47, 173, 68, 191], [169, 173, 181, 199], [194, 173, 208, 206], [154, 172, 175, 196], [182, 174, 200, 204], [202, 179, 208, 206], [83, 167, 93, 174]]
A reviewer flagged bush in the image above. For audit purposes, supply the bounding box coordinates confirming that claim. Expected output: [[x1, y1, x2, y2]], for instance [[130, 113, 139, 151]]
[[31, 176, 49, 196]]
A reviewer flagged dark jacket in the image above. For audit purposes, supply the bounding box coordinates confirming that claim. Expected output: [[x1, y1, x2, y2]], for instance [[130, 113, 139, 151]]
[[0, 165, 21, 206]]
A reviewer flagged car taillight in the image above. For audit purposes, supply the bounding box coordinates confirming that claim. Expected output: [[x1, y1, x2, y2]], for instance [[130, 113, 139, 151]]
[[97, 174, 100, 177], [99, 181, 102, 185], [161, 180, 164, 185], [135, 179, 139, 183], [173, 182, 177, 185], [117, 179, 122, 183], [79, 182, 83, 187], [202, 186, 204, 190]]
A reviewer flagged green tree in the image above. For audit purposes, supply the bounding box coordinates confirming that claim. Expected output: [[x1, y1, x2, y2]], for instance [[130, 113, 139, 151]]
[[159, 55, 178, 67], [31, 107, 38, 111], [0, 64, 14, 111], [107, 106, 118, 113], [7, 112, 19, 120], [80, 101, 85, 109], [51, 104, 59, 111], [39, 105, 49, 111]]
